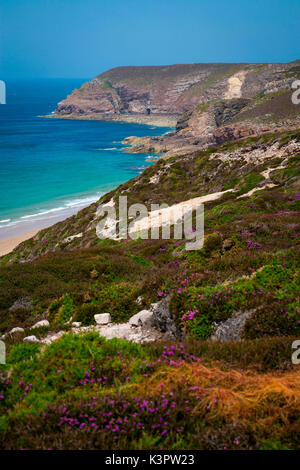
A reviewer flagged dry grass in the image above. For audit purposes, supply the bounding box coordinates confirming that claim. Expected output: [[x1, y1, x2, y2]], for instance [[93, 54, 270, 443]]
[[139, 361, 300, 428]]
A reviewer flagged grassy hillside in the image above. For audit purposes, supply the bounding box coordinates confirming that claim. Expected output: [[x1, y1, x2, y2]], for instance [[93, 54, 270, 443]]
[[0, 127, 299, 449]]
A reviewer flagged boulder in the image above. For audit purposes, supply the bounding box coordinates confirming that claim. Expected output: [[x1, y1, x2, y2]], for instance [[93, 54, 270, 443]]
[[211, 309, 255, 342], [72, 322, 82, 328], [31, 320, 50, 329], [94, 313, 111, 325], [23, 335, 39, 344], [9, 327, 25, 335], [149, 297, 182, 339], [129, 310, 153, 327]]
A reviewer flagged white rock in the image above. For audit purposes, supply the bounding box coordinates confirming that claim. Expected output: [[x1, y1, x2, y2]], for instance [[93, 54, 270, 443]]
[[9, 327, 25, 335], [129, 310, 153, 327], [63, 233, 83, 244], [23, 335, 39, 343], [98, 322, 159, 343], [31, 320, 50, 329], [40, 331, 65, 345], [72, 322, 82, 328], [94, 313, 111, 325]]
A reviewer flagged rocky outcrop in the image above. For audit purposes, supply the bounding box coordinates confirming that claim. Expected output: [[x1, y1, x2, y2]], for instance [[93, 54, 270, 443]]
[[211, 310, 255, 342], [10, 299, 181, 346], [122, 99, 261, 157], [147, 297, 181, 339]]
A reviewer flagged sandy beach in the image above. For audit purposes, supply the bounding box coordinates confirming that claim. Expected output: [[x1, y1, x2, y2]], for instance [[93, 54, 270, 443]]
[[0, 203, 91, 257], [0, 229, 40, 257]]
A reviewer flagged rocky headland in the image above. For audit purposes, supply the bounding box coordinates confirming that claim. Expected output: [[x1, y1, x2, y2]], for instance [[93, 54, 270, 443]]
[[53, 61, 300, 158]]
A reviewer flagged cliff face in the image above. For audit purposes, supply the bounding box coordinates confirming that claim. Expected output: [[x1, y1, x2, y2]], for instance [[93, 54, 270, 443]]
[[56, 62, 299, 119]]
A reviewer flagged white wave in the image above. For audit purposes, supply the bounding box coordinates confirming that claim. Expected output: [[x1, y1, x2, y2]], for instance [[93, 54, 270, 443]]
[[21, 206, 66, 219], [65, 194, 100, 208], [0, 220, 19, 228], [0, 192, 103, 229]]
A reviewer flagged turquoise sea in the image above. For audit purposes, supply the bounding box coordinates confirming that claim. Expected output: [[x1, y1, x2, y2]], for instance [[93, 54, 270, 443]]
[[0, 79, 171, 238]]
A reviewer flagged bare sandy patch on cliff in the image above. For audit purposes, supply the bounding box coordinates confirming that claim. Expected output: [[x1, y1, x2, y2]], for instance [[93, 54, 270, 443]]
[[224, 70, 247, 99]]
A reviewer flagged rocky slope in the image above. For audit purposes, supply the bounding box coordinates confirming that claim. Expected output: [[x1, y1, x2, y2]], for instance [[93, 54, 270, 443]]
[[54, 61, 300, 157], [123, 89, 300, 158]]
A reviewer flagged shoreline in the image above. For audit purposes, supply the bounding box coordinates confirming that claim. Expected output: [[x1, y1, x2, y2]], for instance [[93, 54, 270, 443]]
[[0, 117, 171, 257], [0, 207, 88, 257], [0, 229, 40, 257], [0, 188, 110, 256], [43, 112, 178, 128]]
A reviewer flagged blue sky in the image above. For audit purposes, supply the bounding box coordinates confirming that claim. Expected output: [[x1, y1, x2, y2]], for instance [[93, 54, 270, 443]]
[[0, 0, 299, 79]]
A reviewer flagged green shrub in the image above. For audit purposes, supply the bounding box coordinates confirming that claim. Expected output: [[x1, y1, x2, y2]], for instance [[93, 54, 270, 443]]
[[7, 343, 41, 364], [75, 304, 99, 325], [48, 294, 75, 326], [202, 232, 223, 255]]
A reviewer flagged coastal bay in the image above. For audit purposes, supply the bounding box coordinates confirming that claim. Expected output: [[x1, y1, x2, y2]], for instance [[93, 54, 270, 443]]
[[0, 79, 171, 254]]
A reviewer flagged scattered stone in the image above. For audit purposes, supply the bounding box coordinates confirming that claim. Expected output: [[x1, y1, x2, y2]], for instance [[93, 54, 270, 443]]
[[9, 327, 25, 335], [19, 299, 180, 347], [63, 233, 83, 244], [23, 335, 39, 344], [40, 331, 65, 345], [9, 297, 33, 311], [135, 296, 143, 306], [94, 313, 111, 325], [31, 320, 50, 329], [129, 310, 153, 327]]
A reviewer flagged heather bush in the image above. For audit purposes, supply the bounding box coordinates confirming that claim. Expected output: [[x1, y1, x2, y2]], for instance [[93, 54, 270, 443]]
[[48, 294, 75, 326], [75, 304, 100, 325], [170, 251, 300, 339]]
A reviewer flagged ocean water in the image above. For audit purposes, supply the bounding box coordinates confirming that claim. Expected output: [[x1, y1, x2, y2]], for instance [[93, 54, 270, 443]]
[[0, 79, 171, 238]]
